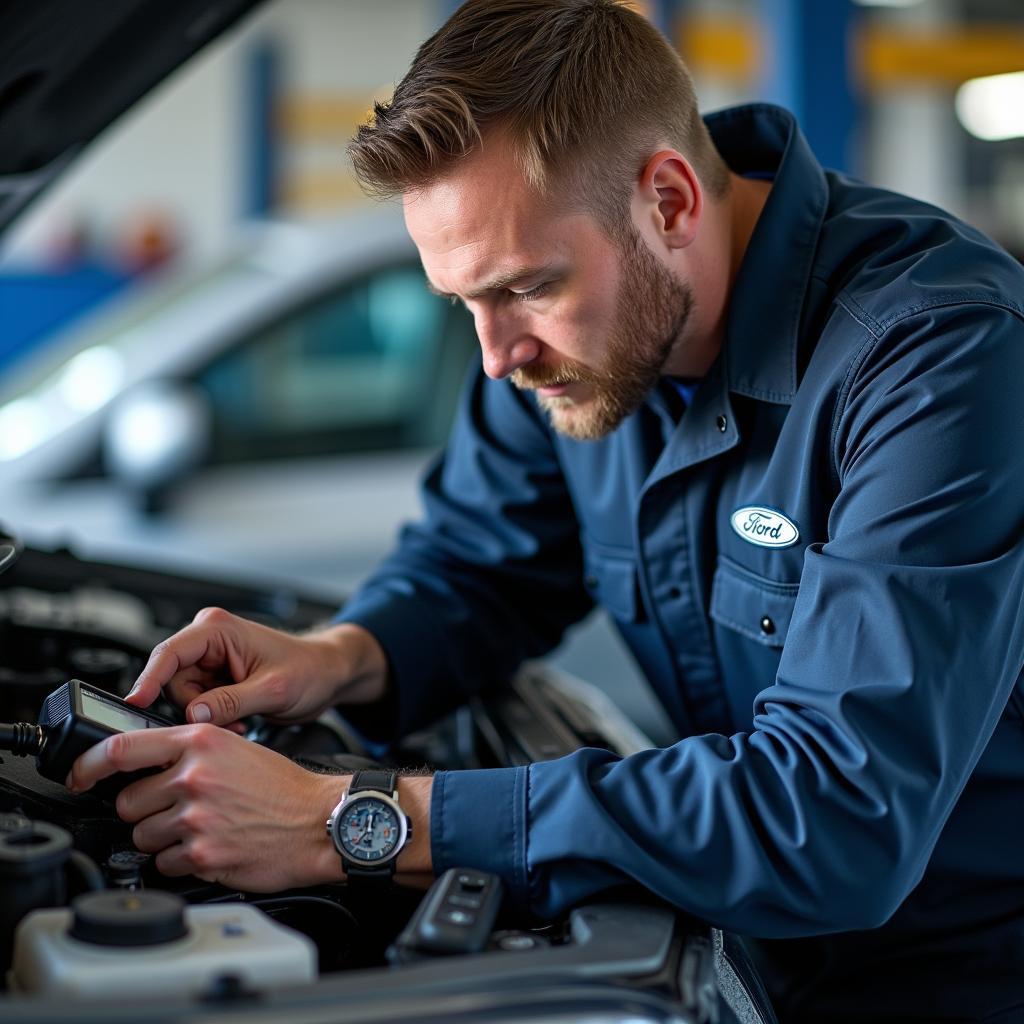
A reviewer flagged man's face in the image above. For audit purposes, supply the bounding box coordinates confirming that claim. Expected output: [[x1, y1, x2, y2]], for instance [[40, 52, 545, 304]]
[[403, 140, 693, 440]]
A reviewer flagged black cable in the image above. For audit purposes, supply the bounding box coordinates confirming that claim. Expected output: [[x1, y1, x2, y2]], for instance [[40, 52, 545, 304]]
[[0, 722, 45, 756], [69, 850, 106, 892], [209, 893, 359, 930]]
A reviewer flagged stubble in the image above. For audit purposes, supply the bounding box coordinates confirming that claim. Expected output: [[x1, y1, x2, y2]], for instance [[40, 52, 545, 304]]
[[512, 228, 693, 440]]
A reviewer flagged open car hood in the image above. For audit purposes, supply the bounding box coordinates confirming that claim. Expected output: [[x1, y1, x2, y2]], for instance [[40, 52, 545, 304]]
[[0, 0, 265, 236]]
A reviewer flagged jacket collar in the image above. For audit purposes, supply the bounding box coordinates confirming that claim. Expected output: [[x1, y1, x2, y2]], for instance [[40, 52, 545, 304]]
[[704, 104, 830, 405]]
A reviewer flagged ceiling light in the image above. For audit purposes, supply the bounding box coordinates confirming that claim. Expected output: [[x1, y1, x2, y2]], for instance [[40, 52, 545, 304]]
[[956, 72, 1024, 142]]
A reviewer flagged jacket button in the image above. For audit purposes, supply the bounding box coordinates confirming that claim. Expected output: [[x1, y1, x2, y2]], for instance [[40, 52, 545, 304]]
[[716, 414, 728, 432], [760, 615, 776, 635]]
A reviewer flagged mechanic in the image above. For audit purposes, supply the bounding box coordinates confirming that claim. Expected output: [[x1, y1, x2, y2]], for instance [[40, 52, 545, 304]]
[[67, 1, 1024, 1020]]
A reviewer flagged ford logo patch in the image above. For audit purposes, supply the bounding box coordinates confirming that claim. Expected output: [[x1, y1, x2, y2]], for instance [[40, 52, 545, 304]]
[[730, 506, 800, 548]]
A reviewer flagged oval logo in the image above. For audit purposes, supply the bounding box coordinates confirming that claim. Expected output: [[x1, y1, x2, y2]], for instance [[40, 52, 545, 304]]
[[730, 506, 800, 548]]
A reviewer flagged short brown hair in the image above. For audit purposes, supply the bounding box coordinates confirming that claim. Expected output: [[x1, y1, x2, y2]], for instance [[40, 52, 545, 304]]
[[348, 0, 731, 234]]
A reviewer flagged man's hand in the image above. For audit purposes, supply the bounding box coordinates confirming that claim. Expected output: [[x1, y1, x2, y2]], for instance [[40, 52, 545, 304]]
[[125, 607, 389, 728], [66, 724, 434, 890]]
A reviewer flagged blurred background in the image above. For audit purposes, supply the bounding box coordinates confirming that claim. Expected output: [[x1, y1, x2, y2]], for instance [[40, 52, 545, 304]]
[[1, 0, 1021, 742]]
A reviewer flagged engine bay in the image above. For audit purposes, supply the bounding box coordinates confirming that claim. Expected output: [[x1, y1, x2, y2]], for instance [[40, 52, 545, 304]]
[[0, 532, 774, 1024]]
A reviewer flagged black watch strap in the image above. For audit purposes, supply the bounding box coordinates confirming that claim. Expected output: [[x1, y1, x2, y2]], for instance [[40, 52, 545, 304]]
[[345, 864, 395, 882], [349, 769, 397, 796]]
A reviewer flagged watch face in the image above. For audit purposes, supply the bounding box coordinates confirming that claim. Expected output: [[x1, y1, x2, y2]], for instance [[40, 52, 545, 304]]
[[337, 796, 403, 863]]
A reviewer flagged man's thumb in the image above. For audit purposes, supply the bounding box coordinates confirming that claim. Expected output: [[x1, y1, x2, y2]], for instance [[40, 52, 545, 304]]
[[186, 681, 253, 727]]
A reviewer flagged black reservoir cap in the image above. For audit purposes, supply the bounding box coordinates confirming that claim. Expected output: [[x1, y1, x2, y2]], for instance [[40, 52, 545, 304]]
[[69, 890, 188, 947], [0, 821, 72, 878]]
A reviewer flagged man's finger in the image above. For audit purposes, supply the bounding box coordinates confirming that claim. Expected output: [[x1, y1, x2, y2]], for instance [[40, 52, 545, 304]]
[[67, 725, 192, 792], [185, 675, 276, 727], [154, 841, 199, 879], [125, 624, 226, 709], [116, 770, 177, 824], [162, 677, 209, 712], [131, 804, 183, 854]]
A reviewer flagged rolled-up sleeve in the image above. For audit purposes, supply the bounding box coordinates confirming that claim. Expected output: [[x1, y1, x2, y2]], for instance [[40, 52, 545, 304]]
[[433, 304, 1024, 934]]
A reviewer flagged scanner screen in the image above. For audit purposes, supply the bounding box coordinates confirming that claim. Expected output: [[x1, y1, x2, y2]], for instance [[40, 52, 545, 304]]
[[80, 690, 160, 733]]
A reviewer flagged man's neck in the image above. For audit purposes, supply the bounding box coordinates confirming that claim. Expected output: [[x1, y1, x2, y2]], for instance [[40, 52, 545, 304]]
[[729, 173, 773, 281], [662, 172, 773, 379]]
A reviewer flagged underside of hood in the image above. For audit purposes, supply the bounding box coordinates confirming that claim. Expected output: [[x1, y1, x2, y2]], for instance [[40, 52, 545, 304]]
[[0, 0, 265, 236]]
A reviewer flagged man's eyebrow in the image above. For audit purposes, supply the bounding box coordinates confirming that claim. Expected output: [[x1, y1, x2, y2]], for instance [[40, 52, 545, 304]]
[[425, 264, 560, 301]]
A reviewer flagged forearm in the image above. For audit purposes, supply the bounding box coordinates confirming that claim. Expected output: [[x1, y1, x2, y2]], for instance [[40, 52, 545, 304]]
[[304, 622, 391, 706]]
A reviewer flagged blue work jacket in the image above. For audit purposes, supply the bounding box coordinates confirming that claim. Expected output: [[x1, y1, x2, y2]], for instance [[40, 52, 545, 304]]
[[339, 104, 1024, 1022]]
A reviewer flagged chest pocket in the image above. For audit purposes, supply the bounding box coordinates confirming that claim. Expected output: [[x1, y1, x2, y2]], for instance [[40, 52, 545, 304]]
[[710, 555, 799, 649], [582, 545, 641, 623]]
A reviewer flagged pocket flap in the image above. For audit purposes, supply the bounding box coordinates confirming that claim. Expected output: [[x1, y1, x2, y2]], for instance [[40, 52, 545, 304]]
[[710, 557, 799, 649], [583, 549, 639, 622]]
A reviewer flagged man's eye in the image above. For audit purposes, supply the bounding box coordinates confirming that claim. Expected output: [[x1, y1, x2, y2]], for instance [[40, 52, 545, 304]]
[[512, 282, 551, 303]]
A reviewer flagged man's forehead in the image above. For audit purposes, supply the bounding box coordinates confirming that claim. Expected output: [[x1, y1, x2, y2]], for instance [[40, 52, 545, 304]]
[[403, 170, 545, 247], [403, 175, 574, 294], [402, 128, 570, 250]]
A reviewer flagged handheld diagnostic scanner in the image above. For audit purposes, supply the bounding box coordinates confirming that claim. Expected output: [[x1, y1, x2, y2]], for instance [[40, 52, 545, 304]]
[[0, 679, 176, 800]]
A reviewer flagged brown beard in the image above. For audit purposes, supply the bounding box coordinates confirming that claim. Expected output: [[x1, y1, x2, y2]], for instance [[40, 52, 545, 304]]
[[512, 227, 693, 440]]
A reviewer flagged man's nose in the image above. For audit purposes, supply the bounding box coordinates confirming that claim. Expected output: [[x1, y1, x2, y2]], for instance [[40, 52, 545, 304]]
[[476, 310, 540, 379]]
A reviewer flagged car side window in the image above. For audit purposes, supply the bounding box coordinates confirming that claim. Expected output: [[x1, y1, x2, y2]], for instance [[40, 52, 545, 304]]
[[196, 264, 475, 463]]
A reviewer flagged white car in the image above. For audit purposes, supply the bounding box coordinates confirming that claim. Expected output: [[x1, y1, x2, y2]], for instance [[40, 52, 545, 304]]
[[0, 208, 473, 588]]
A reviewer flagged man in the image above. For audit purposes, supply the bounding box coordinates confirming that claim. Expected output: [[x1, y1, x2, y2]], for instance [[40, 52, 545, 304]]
[[67, 1, 1024, 1019]]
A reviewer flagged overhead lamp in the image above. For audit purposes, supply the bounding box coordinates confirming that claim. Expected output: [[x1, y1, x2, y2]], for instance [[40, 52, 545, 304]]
[[956, 72, 1024, 142]]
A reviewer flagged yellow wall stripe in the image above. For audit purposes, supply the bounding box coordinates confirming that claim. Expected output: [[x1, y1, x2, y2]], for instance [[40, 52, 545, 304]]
[[858, 25, 1024, 89], [678, 16, 761, 86], [676, 16, 1023, 90]]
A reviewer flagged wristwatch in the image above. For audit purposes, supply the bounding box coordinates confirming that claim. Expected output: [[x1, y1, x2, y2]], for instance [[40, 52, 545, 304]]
[[326, 769, 412, 881]]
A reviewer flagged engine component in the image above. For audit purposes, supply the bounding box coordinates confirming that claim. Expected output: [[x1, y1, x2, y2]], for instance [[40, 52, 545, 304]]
[[105, 850, 151, 890], [10, 893, 317, 998], [0, 819, 71, 975]]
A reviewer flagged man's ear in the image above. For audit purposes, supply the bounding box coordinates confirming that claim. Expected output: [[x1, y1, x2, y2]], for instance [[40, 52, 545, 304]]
[[635, 149, 702, 250]]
